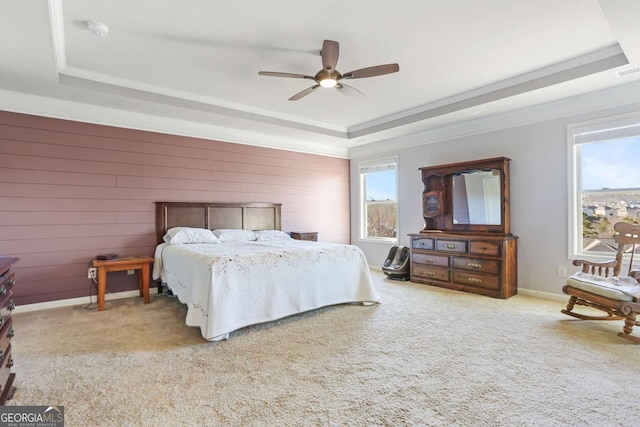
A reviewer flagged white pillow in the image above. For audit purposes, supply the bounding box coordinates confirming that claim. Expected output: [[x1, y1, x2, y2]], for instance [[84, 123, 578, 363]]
[[254, 230, 292, 241], [213, 229, 257, 242], [163, 227, 221, 244]]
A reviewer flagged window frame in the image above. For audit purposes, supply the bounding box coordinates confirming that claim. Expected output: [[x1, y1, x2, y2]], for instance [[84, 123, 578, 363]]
[[358, 157, 399, 244], [567, 112, 640, 260]]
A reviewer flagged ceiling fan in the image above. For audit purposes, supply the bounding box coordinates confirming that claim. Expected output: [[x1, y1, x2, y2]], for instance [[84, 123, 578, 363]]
[[258, 40, 399, 101]]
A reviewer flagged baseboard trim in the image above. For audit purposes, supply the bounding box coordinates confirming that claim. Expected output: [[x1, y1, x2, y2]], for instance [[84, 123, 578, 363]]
[[516, 288, 566, 303], [14, 288, 160, 314]]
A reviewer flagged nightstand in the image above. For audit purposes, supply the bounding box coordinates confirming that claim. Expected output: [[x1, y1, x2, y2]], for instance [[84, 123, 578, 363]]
[[290, 232, 318, 242], [91, 256, 153, 311]]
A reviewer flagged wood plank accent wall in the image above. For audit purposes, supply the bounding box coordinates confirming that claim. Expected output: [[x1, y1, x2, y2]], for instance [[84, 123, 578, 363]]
[[0, 111, 350, 305]]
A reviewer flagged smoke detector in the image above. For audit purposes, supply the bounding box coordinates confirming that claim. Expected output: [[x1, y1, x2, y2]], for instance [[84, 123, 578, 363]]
[[86, 21, 109, 37]]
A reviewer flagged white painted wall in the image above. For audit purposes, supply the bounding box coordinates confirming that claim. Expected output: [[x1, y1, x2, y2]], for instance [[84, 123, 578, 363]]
[[350, 102, 640, 296]]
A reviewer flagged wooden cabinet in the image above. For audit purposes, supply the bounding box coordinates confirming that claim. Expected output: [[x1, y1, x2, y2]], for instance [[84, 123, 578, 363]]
[[0, 256, 17, 404], [290, 232, 318, 242], [410, 233, 517, 298]]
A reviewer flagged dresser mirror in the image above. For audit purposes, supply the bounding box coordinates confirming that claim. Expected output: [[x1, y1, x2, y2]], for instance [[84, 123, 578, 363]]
[[452, 169, 502, 226], [419, 157, 511, 235]]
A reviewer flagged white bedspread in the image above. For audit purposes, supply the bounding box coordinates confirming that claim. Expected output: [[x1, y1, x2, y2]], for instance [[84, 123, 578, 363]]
[[152, 240, 381, 340]]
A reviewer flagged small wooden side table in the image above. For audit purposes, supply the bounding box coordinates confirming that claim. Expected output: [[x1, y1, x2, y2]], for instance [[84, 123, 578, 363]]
[[91, 256, 153, 311]]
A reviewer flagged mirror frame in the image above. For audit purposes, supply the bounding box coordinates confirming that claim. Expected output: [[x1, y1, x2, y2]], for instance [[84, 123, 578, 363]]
[[419, 157, 511, 235]]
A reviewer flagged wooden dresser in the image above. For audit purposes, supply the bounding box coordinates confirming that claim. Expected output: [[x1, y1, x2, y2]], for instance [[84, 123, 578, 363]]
[[409, 232, 517, 299], [0, 256, 17, 404], [412, 157, 518, 298]]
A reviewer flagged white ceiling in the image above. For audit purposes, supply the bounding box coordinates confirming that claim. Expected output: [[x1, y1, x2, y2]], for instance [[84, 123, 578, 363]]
[[1, 0, 640, 157]]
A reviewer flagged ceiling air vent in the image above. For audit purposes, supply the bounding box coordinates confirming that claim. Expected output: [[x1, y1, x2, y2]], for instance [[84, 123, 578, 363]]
[[616, 66, 640, 78]]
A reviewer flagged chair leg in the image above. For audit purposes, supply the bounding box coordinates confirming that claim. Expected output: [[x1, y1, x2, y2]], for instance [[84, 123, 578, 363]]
[[617, 313, 640, 343], [566, 296, 577, 312]]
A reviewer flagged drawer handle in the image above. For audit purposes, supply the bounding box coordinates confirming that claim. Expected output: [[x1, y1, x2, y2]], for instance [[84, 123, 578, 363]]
[[425, 258, 436, 264], [445, 244, 457, 249], [8, 301, 15, 312], [0, 350, 3, 360], [468, 277, 483, 284], [7, 279, 14, 288], [7, 328, 14, 339], [6, 357, 13, 369], [0, 318, 4, 329], [426, 272, 436, 277], [0, 286, 5, 297], [468, 262, 482, 269]]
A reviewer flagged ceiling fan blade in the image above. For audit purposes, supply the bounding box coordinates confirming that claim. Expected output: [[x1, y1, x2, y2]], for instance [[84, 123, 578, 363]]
[[258, 71, 315, 80], [289, 85, 320, 101], [342, 63, 400, 79], [321, 40, 339, 71], [336, 83, 365, 99]]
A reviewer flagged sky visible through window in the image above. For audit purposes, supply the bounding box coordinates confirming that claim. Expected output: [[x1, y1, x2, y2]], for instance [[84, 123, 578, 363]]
[[581, 137, 640, 190], [366, 170, 396, 201]]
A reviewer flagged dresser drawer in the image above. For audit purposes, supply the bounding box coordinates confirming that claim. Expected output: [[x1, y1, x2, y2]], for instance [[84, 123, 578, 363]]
[[412, 253, 449, 268], [470, 241, 501, 256], [0, 292, 15, 330], [0, 318, 13, 357], [453, 270, 500, 290], [412, 237, 435, 250], [0, 343, 13, 396], [0, 270, 14, 293], [412, 264, 450, 281], [436, 239, 468, 253], [453, 257, 500, 274]]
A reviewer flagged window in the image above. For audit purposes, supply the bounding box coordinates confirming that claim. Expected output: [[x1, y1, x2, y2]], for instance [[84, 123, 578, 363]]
[[359, 159, 398, 243], [568, 113, 640, 259]]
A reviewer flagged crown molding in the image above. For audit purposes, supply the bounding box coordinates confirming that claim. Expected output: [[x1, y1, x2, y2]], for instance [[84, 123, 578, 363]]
[[0, 88, 350, 158], [349, 80, 640, 158]]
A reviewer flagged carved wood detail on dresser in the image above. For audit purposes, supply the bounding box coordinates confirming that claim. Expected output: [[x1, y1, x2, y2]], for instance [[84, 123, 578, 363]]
[[0, 255, 17, 404]]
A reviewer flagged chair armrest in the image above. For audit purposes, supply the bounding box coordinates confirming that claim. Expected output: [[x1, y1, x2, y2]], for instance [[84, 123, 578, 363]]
[[571, 259, 617, 277]]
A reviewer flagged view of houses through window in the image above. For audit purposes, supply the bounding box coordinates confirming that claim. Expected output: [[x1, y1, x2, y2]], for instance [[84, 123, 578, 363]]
[[576, 132, 640, 256], [360, 160, 398, 242]]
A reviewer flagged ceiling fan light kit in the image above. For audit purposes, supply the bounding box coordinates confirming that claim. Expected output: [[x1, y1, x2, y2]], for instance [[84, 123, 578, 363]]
[[319, 77, 337, 88], [258, 39, 399, 100]]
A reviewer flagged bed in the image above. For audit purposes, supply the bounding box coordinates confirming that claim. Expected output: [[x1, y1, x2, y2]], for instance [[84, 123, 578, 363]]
[[152, 201, 381, 341]]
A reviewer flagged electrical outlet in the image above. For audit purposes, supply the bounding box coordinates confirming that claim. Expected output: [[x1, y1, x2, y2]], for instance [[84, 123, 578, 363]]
[[88, 267, 97, 279], [557, 266, 567, 278]]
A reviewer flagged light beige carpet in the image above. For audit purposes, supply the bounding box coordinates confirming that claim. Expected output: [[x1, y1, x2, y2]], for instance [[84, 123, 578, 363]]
[[9, 271, 640, 426]]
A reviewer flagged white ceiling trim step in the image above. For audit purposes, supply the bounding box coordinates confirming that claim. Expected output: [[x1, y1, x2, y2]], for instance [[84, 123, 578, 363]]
[[49, 0, 347, 138], [47, 0, 632, 143], [59, 68, 348, 139], [348, 45, 628, 139], [349, 79, 640, 159]]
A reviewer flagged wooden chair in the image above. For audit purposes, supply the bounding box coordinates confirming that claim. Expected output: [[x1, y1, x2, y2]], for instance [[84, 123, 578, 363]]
[[562, 222, 640, 343]]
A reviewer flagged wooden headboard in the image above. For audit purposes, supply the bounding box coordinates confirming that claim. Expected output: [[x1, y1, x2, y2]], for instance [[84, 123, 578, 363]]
[[155, 202, 282, 244]]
